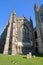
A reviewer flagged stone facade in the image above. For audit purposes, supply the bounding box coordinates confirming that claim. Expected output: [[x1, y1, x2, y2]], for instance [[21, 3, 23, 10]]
[[34, 4, 43, 54], [0, 10, 34, 55]]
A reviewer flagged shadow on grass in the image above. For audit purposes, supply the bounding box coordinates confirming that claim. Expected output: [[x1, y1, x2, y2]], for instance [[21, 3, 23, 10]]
[[23, 56, 27, 59], [35, 53, 43, 57]]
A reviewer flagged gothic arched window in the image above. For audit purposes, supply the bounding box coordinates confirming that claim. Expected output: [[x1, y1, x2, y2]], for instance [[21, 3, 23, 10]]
[[40, 12, 43, 22]]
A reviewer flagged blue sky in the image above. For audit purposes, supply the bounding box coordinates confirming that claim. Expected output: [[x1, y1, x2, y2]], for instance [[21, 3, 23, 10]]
[[0, 0, 43, 35]]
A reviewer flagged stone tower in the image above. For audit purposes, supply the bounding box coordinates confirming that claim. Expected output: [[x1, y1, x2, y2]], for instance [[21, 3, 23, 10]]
[[34, 4, 43, 54]]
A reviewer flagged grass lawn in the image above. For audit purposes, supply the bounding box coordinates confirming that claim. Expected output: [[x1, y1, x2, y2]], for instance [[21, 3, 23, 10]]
[[0, 54, 43, 65]]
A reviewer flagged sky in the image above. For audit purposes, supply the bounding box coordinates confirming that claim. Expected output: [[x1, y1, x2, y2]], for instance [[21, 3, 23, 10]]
[[0, 0, 43, 35]]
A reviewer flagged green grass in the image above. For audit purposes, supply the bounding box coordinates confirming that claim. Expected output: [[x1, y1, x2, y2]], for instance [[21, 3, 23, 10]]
[[0, 54, 43, 65]]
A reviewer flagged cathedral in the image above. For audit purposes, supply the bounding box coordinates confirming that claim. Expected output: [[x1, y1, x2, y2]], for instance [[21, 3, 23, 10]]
[[0, 4, 43, 55]]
